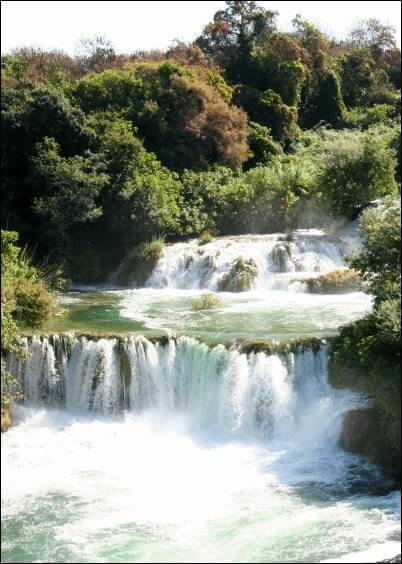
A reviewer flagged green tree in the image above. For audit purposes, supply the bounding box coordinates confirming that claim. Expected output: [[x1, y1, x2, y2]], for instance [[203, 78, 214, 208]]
[[246, 121, 282, 168], [27, 137, 108, 265], [301, 69, 346, 127], [195, 1, 278, 83], [317, 129, 397, 218]]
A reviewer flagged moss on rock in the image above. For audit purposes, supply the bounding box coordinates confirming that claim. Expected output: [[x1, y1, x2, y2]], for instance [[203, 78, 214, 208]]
[[238, 336, 326, 356], [218, 257, 258, 292], [116, 240, 164, 287], [1, 405, 11, 433], [306, 269, 363, 294]]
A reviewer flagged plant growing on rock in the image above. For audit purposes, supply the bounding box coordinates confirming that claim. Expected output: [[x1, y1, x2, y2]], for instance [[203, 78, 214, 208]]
[[192, 293, 222, 311], [218, 257, 258, 292]]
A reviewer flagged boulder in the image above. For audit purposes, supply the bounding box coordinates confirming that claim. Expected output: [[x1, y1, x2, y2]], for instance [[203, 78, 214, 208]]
[[218, 257, 258, 292]]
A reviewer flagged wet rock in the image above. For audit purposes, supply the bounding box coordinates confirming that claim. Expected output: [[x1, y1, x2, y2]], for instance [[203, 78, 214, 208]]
[[238, 336, 326, 356], [115, 242, 164, 287], [1, 405, 11, 433], [340, 408, 401, 479], [184, 255, 194, 270], [306, 269, 363, 294], [218, 257, 258, 292]]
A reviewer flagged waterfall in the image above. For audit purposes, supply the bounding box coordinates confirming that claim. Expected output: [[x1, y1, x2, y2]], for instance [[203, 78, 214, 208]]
[[7, 334, 355, 442], [139, 230, 359, 291]]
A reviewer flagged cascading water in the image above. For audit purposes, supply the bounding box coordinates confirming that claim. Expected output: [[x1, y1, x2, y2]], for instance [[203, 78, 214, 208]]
[[2, 226, 399, 564], [8, 334, 349, 442], [3, 335, 400, 563], [138, 230, 359, 291]]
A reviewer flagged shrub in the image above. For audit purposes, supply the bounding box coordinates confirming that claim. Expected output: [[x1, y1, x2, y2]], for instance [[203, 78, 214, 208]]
[[198, 230, 214, 245], [192, 293, 222, 311], [1, 230, 52, 409], [317, 128, 397, 218]]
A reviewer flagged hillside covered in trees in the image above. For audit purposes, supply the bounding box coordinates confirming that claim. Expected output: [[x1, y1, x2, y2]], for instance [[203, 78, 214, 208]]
[[2, 1, 400, 283]]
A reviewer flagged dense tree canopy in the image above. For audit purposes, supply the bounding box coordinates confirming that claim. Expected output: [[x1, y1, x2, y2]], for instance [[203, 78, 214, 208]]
[[1, 2, 400, 281]]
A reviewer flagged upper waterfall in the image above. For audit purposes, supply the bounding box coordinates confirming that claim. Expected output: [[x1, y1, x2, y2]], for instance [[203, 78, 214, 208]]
[[124, 229, 360, 291]]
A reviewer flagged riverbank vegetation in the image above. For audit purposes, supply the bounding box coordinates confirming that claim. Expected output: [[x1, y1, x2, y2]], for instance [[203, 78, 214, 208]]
[[329, 198, 401, 475], [1, 230, 52, 422], [2, 2, 400, 283]]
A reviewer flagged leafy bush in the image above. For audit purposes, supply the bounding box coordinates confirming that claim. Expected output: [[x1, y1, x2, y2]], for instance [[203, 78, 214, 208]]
[[316, 128, 397, 218], [192, 293, 222, 311], [1, 230, 53, 408], [329, 197, 401, 474], [198, 230, 214, 245]]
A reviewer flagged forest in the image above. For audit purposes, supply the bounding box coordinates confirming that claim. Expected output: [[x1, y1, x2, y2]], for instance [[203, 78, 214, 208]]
[[1, 1, 400, 282]]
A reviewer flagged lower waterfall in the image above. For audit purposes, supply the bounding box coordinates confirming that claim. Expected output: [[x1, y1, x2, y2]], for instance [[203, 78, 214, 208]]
[[3, 334, 400, 563], [9, 334, 351, 441]]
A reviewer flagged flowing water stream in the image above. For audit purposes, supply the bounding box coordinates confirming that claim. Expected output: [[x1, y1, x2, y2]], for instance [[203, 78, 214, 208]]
[[1, 229, 400, 563]]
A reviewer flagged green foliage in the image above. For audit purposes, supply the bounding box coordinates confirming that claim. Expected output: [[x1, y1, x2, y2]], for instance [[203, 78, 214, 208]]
[[329, 197, 401, 473], [198, 231, 214, 245], [192, 293, 222, 311], [1, 230, 53, 406], [1, 54, 27, 83], [349, 197, 401, 302], [342, 104, 396, 129], [316, 129, 397, 218], [246, 121, 282, 168], [339, 47, 398, 108], [73, 64, 250, 171], [301, 69, 346, 128], [72, 69, 145, 114], [234, 86, 298, 143], [27, 137, 107, 265], [206, 71, 233, 103]]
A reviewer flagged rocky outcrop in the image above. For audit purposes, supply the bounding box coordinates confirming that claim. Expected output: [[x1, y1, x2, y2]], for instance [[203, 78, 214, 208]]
[[272, 243, 294, 272], [1, 405, 11, 433], [218, 257, 258, 292], [115, 241, 164, 287], [340, 408, 401, 479], [306, 269, 363, 294]]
